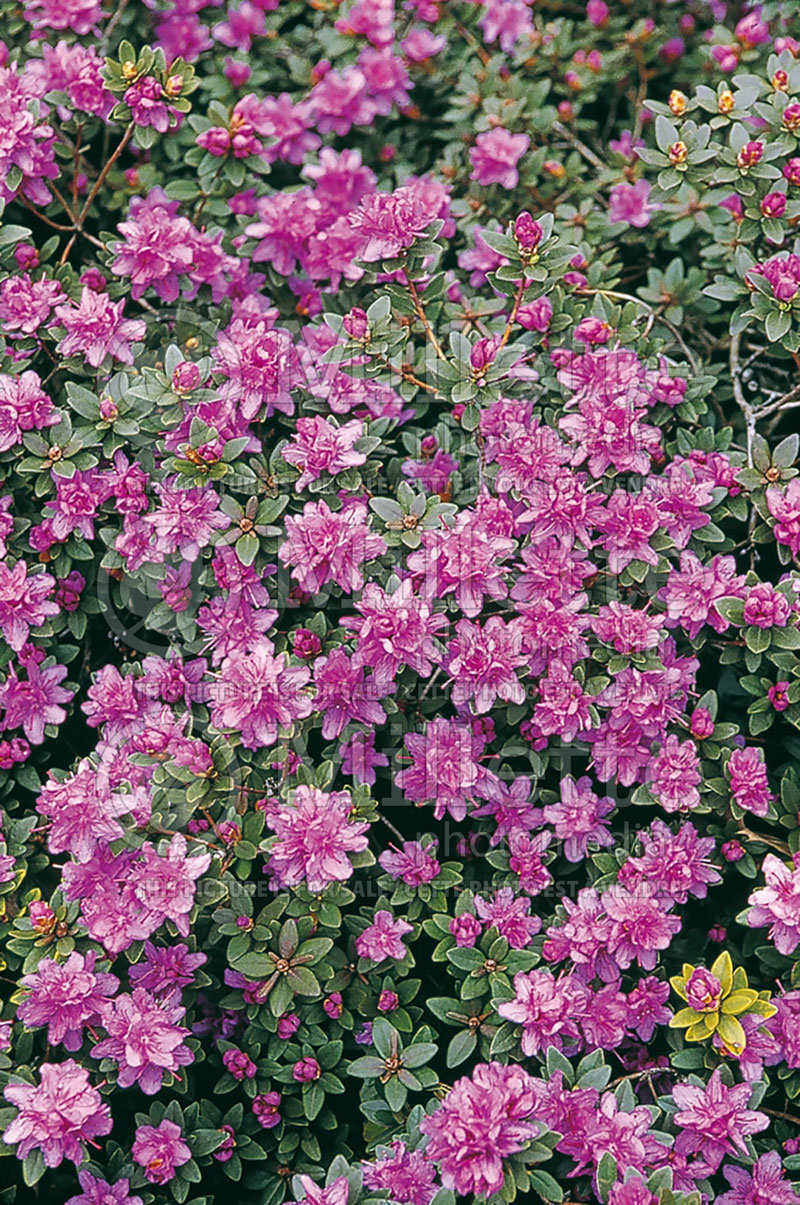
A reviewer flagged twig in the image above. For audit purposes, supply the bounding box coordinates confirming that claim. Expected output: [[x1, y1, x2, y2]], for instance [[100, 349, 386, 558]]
[[730, 331, 757, 467], [14, 196, 74, 233], [404, 273, 446, 361], [379, 812, 407, 844], [552, 120, 606, 171], [375, 352, 439, 395], [754, 383, 800, 420], [737, 825, 791, 856], [763, 1108, 800, 1126], [102, 0, 130, 51], [498, 281, 526, 350]]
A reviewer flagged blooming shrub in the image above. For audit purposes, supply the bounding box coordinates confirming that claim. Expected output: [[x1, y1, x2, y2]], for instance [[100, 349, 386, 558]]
[[4, 1, 800, 1204]]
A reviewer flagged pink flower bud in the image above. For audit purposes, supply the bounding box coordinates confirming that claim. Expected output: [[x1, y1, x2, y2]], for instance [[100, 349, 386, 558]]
[[514, 211, 543, 250], [292, 1057, 320, 1082], [172, 361, 201, 393]]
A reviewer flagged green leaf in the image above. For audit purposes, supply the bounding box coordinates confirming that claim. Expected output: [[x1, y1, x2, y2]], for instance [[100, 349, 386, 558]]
[[0, 224, 32, 248], [597, 1152, 618, 1203], [528, 1169, 564, 1203], [371, 1019, 397, 1060], [765, 308, 792, 343], [383, 1075, 407, 1112], [191, 1128, 227, 1156], [347, 1056, 385, 1078], [402, 1042, 437, 1068], [446, 1028, 477, 1068], [285, 965, 320, 996], [303, 1080, 324, 1121], [22, 1149, 46, 1187]]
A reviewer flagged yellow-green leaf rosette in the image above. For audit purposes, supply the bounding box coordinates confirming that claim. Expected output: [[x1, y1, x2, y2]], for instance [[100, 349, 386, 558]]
[[669, 951, 776, 1056]]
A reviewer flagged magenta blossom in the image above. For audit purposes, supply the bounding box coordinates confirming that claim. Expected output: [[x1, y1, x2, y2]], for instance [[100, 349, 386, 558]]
[[356, 910, 414, 962], [3, 1060, 112, 1168]]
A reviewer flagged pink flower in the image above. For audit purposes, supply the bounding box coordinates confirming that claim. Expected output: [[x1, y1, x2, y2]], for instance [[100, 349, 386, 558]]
[[673, 1067, 769, 1175], [660, 551, 746, 639], [282, 416, 366, 491], [55, 288, 145, 367], [339, 730, 389, 786], [533, 662, 593, 743], [363, 1140, 438, 1205], [66, 1170, 143, 1205], [145, 479, 229, 563], [395, 717, 501, 822], [312, 647, 386, 739], [129, 941, 207, 1000], [498, 968, 585, 1055], [603, 883, 682, 970], [378, 840, 439, 885], [469, 128, 529, 189], [587, 0, 609, 26], [92, 988, 194, 1094], [112, 188, 222, 303], [646, 734, 702, 813], [0, 562, 57, 651], [419, 1062, 540, 1198], [265, 785, 370, 893], [475, 886, 541, 948], [23, 0, 100, 32], [407, 514, 513, 618], [279, 499, 387, 595], [124, 76, 175, 132], [516, 295, 553, 332], [211, 640, 312, 750], [356, 909, 413, 962], [343, 579, 448, 693], [479, 0, 533, 52], [292, 1056, 321, 1082], [450, 913, 482, 946], [3, 1060, 112, 1168], [621, 819, 720, 905], [718, 1151, 800, 1205], [0, 65, 58, 207], [253, 1092, 281, 1129], [130, 835, 212, 938], [743, 582, 791, 628], [447, 614, 525, 711], [132, 1119, 191, 1185], [543, 776, 615, 862], [213, 318, 302, 419], [288, 1176, 349, 1205], [768, 480, 800, 556], [18, 951, 118, 1051], [36, 758, 134, 862], [0, 370, 58, 453], [348, 184, 434, 261], [685, 966, 723, 1012], [0, 272, 64, 335], [748, 853, 800, 955], [0, 659, 74, 745], [626, 976, 672, 1041], [728, 746, 775, 817], [213, 0, 266, 52]]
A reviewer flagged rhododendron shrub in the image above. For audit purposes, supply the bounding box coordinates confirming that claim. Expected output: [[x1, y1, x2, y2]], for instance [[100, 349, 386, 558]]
[[4, 2, 800, 1204]]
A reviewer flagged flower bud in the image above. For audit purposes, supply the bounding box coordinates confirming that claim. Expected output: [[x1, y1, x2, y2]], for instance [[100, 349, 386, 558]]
[[292, 1057, 320, 1082], [668, 141, 688, 168], [737, 141, 763, 169], [514, 211, 543, 251], [668, 90, 687, 117], [343, 307, 369, 340], [172, 361, 201, 393]]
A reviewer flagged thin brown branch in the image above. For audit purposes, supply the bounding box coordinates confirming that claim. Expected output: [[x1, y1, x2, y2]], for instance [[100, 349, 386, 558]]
[[404, 273, 447, 361]]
